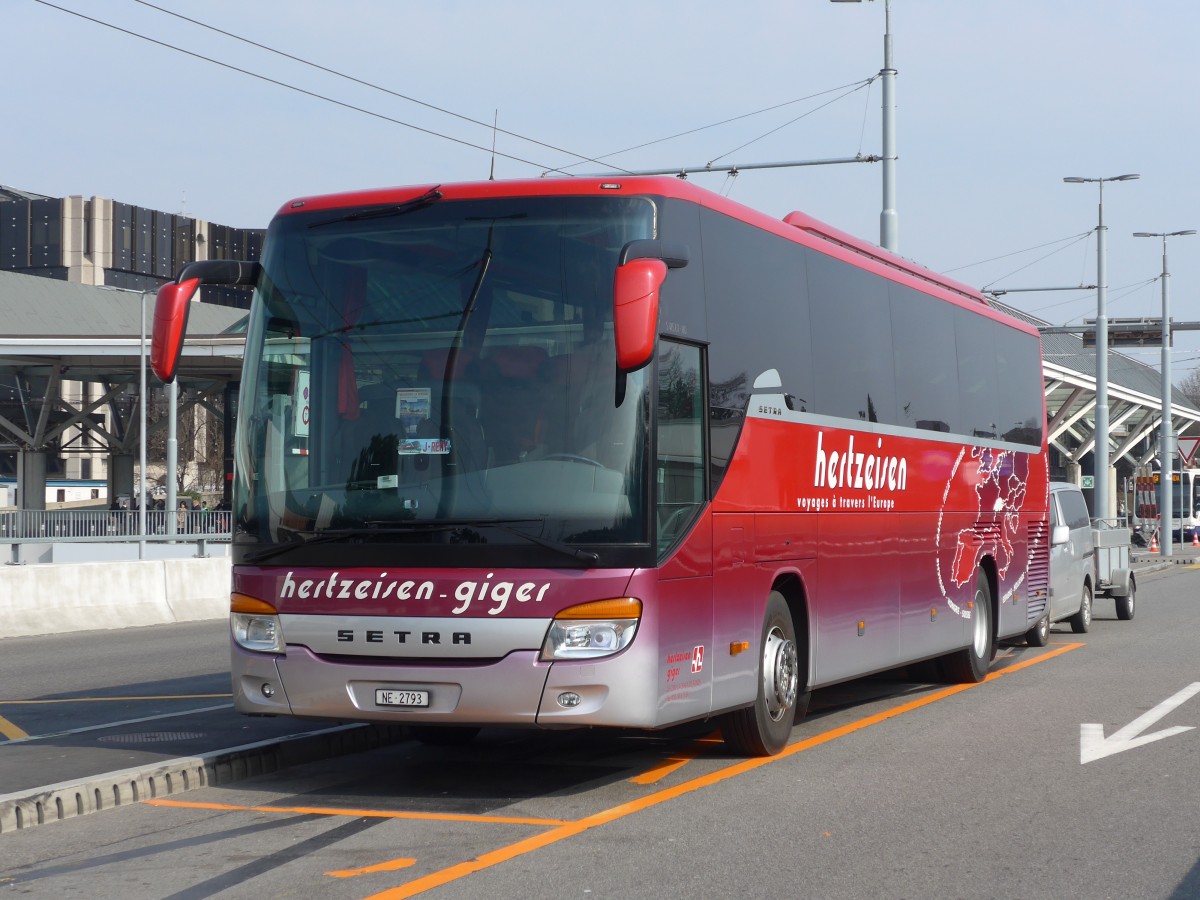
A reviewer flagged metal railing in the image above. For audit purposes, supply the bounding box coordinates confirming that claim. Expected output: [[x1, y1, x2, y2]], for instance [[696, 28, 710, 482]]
[[0, 508, 232, 541]]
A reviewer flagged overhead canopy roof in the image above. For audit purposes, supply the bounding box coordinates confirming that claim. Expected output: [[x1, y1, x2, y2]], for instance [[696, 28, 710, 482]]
[[0, 269, 245, 383], [993, 298, 1200, 469]]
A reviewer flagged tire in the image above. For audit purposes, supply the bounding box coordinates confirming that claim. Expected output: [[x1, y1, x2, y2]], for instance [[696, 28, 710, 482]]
[[1069, 585, 1092, 634], [1025, 613, 1050, 647], [720, 591, 809, 756], [1115, 581, 1136, 621], [941, 569, 994, 683]]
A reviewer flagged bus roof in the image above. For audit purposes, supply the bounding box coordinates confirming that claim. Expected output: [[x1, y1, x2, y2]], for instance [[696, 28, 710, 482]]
[[275, 176, 1035, 337]]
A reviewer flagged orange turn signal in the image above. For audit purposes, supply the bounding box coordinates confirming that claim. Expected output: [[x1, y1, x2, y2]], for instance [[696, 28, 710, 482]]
[[231, 593, 278, 615], [554, 597, 642, 620]]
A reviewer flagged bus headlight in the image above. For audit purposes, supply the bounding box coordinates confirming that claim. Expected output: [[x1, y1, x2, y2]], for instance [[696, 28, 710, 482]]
[[540, 598, 641, 661], [230, 593, 284, 654]]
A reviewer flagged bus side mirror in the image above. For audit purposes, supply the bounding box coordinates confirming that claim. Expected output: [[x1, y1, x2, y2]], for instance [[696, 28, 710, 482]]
[[150, 277, 201, 383], [613, 258, 666, 372]]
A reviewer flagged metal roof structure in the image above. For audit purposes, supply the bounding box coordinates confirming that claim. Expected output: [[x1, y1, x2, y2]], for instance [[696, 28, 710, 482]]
[[0, 270, 245, 484], [992, 298, 1200, 470]]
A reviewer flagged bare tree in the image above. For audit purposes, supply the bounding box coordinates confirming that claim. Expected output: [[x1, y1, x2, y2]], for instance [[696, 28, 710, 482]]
[[1179, 366, 1200, 409]]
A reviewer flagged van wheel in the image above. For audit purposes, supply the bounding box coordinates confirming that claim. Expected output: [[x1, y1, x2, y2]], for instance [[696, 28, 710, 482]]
[[1069, 585, 1092, 634], [720, 591, 809, 756], [1115, 582, 1135, 621], [941, 569, 994, 683], [1025, 614, 1050, 647]]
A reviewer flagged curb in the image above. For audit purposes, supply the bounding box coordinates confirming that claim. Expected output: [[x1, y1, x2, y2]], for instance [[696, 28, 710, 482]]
[[0, 722, 405, 835]]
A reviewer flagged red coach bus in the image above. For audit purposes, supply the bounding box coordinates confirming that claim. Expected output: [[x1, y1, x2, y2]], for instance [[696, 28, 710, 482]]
[[152, 177, 1050, 756]]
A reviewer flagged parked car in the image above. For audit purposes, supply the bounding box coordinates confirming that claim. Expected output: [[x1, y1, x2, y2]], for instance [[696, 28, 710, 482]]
[[1026, 482, 1135, 646]]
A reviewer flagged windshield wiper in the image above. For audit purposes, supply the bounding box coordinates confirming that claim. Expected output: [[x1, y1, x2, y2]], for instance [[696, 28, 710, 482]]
[[307, 186, 442, 229], [472, 520, 600, 566], [239, 518, 600, 567]]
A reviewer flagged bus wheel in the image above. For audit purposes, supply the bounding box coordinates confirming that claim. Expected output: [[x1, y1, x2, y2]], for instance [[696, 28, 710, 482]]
[[941, 569, 994, 683], [720, 591, 808, 756], [1115, 582, 1135, 621], [1069, 585, 1092, 634], [1025, 613, 1050, 647]]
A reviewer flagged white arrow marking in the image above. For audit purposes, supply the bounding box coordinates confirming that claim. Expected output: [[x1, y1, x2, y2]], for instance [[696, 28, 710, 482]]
[[1080, 682, 1200, 764]]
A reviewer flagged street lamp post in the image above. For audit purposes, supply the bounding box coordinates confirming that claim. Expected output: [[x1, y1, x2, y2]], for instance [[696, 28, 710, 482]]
[[1063, 174, 1139, 524], [832, 0, 897, 253], [1133, 229, 1196, 556], [139, 289, 150, 560]]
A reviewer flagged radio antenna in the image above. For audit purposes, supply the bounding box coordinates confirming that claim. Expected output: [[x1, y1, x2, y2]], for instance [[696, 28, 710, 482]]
[[489, 110, 498, 180]]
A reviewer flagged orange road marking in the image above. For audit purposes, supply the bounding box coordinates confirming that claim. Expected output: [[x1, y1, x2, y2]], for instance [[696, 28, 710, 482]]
[[363, 642, 1084, 900], [145, 798, 568, 828], [327, 859, 416, 878], [0, 694, 231, 705], [628, 731, 720, 785], [0, 714, 29, 740]]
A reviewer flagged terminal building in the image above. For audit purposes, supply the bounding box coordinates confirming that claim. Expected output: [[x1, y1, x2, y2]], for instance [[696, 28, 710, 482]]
[[0, 184, 1197, 517]]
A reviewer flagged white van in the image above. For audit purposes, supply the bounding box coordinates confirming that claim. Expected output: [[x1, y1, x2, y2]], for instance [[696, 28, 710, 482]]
[[1026, 482, 1135, 645]]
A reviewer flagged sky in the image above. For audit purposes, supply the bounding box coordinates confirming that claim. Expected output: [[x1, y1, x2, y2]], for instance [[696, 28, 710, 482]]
[[5, 0, 1200, 382]]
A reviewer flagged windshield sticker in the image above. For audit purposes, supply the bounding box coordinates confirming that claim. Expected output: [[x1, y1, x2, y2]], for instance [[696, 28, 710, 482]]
[[397, 438, 450, 455], [395, 388, 430, 430]]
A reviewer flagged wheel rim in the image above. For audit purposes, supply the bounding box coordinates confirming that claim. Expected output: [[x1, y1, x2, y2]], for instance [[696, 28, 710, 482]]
[[973, 584, 989, 657], [1038, 616, 1049, 641], [1082, 590, 1092, 627], [762, 626, 798, 723]]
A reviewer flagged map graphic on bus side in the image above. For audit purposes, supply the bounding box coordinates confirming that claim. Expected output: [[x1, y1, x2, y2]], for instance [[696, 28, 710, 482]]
[[936, 447, 1031, 616]]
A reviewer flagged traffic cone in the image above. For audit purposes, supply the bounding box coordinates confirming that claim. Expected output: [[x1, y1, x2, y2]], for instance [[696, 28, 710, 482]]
[[1192, 529, 1198, 548], [1149, 532, 1159, 553]]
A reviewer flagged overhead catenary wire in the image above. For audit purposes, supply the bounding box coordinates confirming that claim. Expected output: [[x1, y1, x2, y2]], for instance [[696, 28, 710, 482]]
[[30, 0, 571, 174], [708, 78, 876, 166], [128, 0, 627, 173], [543, 78, 876, 176]]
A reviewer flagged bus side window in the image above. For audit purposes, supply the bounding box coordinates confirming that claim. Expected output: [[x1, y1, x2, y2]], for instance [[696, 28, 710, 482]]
[[657, 342, 705, 555]]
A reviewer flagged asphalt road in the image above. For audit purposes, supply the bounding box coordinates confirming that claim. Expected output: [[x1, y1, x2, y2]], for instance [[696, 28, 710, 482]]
[[2, 562, 1199, 899]]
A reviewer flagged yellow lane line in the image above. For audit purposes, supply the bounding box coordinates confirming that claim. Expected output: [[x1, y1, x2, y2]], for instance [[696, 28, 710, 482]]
[[144, 799, 569, 828], [0, 694, 231, 705], [327, 860, 416, 879], [0, 714, 30, 740], [363, 642, 1084, 900]]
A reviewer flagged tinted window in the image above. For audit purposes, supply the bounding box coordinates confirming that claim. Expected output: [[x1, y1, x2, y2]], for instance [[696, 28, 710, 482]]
[[994, 323, 1044, 446], [657, 342, 706, 557], [701, 209, 813, 484], [808, 253, 895, 424], [1058, 488, 1091, 529], [890, 283, 959, 433], [955, 307, 1001, 438]]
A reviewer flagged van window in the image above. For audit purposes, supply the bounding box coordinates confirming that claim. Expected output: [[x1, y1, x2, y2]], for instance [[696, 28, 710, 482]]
[[1058, 489, 1091, 530]]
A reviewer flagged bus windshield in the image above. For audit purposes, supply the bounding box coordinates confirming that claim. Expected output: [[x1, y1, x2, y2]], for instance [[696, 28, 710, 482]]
[[234, 194, 656, 560]]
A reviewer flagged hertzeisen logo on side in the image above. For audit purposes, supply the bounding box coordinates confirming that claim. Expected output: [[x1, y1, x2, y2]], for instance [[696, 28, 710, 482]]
[[813, 431, 908, 492]]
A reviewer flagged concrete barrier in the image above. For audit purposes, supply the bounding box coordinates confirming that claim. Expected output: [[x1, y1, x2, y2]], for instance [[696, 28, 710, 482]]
[[0, 557, 230, 638]]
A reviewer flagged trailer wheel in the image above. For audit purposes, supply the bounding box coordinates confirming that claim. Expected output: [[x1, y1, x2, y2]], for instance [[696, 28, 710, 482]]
[[1025, 613, 1050, 647], [1115, 580, 1136, 621], [1069, 585, 1092, 634], [941, 569, 994, 683], [720, 591, 808, 756]]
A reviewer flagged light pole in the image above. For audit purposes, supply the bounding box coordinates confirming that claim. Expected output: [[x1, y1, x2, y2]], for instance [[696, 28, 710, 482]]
[[139, 289, 151, 559], [1063, 173, 1139, 523], [1133, 229, 1196, 556], [832, 0, 897, 253]]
